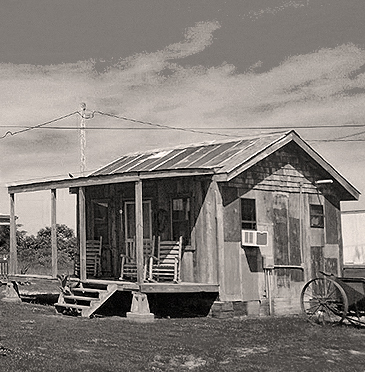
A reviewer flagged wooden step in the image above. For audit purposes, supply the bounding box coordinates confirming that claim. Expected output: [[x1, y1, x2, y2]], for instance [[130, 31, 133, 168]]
[[72, 288, 105, 295], [55, 303, 90, 310], [55, 282, 118, 318], [63, 295, 99, 302]]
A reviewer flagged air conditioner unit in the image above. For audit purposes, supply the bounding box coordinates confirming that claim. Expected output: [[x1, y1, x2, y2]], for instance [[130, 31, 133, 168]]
[[241, 230, 268, 246]]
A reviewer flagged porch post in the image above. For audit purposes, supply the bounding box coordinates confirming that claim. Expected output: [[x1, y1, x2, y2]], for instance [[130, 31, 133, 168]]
[[51, 189, 58, 278], [9, 193, 17, 275], [79, 187, 87, 281], [127, 178, 154, 322], [135, 178, 144, 285]]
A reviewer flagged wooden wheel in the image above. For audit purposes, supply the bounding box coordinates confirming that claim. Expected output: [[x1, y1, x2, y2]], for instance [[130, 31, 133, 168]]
[[300, 277, 348, 325]]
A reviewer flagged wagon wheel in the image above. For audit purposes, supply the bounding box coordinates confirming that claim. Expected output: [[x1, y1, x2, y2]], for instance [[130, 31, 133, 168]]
[[300, 277, 348, 325]]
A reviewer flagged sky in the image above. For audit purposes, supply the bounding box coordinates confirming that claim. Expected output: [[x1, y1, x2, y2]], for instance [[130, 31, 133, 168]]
[[1, 0, 365, 234]]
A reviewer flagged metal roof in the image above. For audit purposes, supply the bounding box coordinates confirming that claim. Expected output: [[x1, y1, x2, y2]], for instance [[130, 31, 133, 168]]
[[92, 132, 288, 177], [8, 130, 360, 201]]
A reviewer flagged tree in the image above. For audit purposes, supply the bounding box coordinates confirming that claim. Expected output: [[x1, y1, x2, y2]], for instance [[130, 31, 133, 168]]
[[0, 224, 77, 272], [30, 224, 77, 267]]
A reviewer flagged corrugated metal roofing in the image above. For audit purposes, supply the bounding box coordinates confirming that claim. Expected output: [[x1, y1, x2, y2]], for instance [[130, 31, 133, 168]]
[[92, 132, 288, 176], [7, 130, 360, 201]]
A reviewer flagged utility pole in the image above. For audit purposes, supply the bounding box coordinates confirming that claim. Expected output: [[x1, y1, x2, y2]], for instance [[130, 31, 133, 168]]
[[79, 103, 87, 176]]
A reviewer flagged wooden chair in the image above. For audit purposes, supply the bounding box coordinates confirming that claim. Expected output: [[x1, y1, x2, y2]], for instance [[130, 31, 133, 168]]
[[74, 237, 102, 278], [119, 237, 154, 281], [148, 236, 183, 283]]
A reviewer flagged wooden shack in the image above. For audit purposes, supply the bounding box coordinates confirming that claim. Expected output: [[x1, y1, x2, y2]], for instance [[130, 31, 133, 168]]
[[7, 130, 360, 318]]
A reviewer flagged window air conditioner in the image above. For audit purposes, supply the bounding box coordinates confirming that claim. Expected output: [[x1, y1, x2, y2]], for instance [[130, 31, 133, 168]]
[[242, 230, 268, 246]]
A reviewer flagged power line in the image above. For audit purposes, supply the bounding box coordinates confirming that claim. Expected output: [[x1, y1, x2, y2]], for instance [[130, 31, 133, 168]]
[[0, 111, 80, 139], [94, 110, 235, 137], [2, 107, 365, 141], [3, 122, 365, 132], [332, 129, 365, 141], [309, 138, 365, 142]]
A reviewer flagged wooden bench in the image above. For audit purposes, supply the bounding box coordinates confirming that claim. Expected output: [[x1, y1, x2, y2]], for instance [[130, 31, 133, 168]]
[[74, 237, 102, 278], [148, 236, 182, 282], [120, 237, 154, 281]]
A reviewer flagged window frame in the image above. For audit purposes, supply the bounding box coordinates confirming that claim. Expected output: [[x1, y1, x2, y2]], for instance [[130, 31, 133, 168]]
[[171, 196, 191, 244], [91, 199, 109, 244], [241, 198, 257, 231], [310, 204, 325, 229]]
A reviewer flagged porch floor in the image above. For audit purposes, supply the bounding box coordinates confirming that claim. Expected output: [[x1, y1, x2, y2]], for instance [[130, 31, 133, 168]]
[[8, 274, 219, 295]]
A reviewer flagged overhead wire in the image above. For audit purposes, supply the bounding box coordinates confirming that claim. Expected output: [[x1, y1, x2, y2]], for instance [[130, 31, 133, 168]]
[[93, 110, 235, 137], [1, 107, 365, 141], [0, 111, 80, 139]]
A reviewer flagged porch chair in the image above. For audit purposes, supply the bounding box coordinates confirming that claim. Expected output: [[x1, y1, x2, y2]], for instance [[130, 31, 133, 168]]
[[148, 236, 183, 283], [119, 237, 155, 281], [74, 237, 103, 278]]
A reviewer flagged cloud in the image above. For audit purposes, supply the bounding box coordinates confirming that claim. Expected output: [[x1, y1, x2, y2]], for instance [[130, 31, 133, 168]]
[[2, 18, 365, 231], [244, 0, 308, 21], [2, 24, 365, 184]]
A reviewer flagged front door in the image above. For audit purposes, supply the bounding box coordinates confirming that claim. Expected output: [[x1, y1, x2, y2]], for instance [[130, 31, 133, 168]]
[[124, 200, 152, 258]]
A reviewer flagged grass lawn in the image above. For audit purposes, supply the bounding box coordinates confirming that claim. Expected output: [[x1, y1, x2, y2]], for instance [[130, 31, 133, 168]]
[[0, 290, 364, 371]]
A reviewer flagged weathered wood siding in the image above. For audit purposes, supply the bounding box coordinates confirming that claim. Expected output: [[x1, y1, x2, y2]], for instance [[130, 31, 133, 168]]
[[218, 142, 344, 314], [191, 180, 218, 284], [84, 177, 218, 282]]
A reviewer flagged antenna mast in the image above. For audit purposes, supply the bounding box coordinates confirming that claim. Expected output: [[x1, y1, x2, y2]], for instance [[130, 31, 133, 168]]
[[80, 103, 87, 176]]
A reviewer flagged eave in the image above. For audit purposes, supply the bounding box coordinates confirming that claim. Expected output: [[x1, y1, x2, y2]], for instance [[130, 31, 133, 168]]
[[7, 168, 215, 194]]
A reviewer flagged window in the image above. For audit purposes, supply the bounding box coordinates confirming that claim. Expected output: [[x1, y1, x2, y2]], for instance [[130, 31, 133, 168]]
[[241, 198, 257, 230], [93, 200, 109, 244], [172, 197, 190, 244], [310, 204, 324, 228]]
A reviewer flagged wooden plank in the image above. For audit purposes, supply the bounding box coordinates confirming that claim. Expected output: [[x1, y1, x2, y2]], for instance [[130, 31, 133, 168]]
[[311, 246, 323, 279], [302, 193, 311, 282], [324, 257, 338, 276], [223, 198, 240, 242], [135, 179, 144, 285], [79, 187, 87, 281], [214, 181, 225, 296], [202, 182, 217, 283], [288, 194, 302, 282], [273, 194, 289, 265], [51, 189, 58, 278], [110, 184, 118, 278], [9, 193, 17, 275], [8, 169, 214, 194], [289, 216, 301, 265], [324, 199, 339, 245], [140, 283, 219, 293]]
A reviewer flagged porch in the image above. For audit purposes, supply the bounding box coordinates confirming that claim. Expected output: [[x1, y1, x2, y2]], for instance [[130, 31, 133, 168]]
[[6, 273, 218, 319], [7, 171, 221, 320]]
